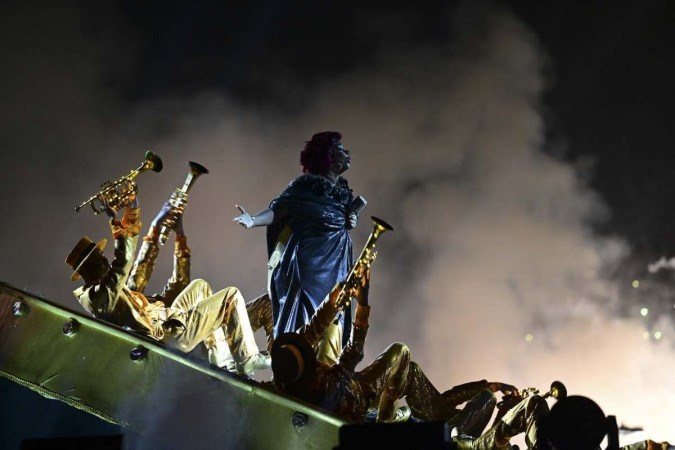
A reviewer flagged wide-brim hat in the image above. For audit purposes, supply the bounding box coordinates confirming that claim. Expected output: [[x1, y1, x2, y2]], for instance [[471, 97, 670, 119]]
[[271, 332, 317, 390], [66, 236, 107, 281]]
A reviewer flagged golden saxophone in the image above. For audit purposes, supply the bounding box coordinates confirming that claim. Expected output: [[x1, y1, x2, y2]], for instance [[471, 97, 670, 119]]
[[158, 161, 209, 244], [333, 216, 394, 309], [75, 151, 163, 214]]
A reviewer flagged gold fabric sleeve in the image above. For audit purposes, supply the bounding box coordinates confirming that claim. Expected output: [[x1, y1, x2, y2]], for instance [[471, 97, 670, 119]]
[[160, 238, 190, 306], [121, 206, 141, 236], [127, 225, 160, 293], [353, 304, 370, 329], [315, 322, 343, 366], [127, 227, 190, 305], [246, 294, 274, 352], [437, 380, 491, 407], [297, 295, 340, 349], [337, 324, 367, 373], [109, 207, 141, 239]]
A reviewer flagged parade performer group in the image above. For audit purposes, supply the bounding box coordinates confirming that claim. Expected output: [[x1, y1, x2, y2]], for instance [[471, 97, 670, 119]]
[[66, 160, 270, 376], [66, 132, 671, 449]]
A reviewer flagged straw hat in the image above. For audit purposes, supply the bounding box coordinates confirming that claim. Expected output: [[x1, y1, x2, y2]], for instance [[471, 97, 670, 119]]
[[65, 236, 107, 281], [271, 332, 317, 390]]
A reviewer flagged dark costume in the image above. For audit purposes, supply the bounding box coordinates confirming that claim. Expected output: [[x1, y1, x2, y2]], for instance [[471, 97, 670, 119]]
[[267, 174, 355, 345], [275, 289, 498, 435]]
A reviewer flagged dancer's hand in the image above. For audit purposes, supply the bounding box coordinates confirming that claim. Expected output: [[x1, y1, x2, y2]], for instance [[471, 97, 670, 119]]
[[233, 204, 254, 228], [353, 268, 370, 306], [488, 382, 517, 396]]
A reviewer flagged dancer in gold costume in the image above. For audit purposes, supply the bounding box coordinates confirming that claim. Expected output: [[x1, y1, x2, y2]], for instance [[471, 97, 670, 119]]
[[126, 201, 191, 306], [66, 193, 270, 375], [272, 269, 514, 435], [451, 394, 549, 449], [453, 393, 672, 450]]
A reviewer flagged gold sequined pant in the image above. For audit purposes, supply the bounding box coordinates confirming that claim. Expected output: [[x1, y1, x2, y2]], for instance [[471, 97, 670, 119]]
[[358, 342, 411, 422], [404, 360, 495, 436], [164, 279, 259, 363], [246, 293, 275, 352], [356, 343, 495, 435], [454, 395, 549, 450]]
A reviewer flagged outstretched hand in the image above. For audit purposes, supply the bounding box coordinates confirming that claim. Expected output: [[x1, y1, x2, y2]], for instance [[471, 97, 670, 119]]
[[233, 204, 254, 229]]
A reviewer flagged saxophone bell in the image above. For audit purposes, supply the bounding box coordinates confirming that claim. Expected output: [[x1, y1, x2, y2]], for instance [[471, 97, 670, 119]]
[[158, 161, 209, 244]]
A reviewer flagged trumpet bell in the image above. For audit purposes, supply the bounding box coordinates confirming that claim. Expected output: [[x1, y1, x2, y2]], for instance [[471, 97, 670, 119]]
[[75, 150, 163, 214], [334, 215, 393, 309], [372, 216, 394, 232], [144, 150, 163, 173], [188, 161, 209, 175], [548, 380, 567, 400], [158, 160, 208, 244]]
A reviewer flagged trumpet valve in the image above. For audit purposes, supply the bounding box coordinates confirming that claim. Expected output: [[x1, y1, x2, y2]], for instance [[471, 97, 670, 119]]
[[169, 190, 188, 209]]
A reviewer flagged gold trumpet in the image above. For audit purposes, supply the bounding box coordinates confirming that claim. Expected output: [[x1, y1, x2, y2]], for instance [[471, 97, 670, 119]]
[[75, 151, 163, 214], [496, 381, 567, 422], [334, 216, 394, 309], [504, 380, 567, 401], [158, 161, 209, 245]]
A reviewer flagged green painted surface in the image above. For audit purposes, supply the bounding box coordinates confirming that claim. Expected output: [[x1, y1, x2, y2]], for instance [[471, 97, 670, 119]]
[[0, 281, 346, 450]]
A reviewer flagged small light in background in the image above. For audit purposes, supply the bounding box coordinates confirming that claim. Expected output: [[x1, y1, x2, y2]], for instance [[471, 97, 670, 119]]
[[525, 334, 534, 342], [654, 331, 663, 340], [632, 280, 640, 288], [640, 307, 649, 317], [642, 331, 650, 340]]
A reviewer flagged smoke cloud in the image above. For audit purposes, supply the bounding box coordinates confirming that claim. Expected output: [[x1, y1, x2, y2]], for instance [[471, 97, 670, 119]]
[[648, 256, 675, 274], [1, 0, 673, 444]]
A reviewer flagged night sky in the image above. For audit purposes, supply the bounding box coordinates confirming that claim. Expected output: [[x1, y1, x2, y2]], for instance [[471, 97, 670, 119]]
[[2, 0, 675, 444]]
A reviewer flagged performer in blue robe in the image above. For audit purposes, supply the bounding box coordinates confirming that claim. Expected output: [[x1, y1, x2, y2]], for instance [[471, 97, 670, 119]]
[[234, 131, 363, 354]]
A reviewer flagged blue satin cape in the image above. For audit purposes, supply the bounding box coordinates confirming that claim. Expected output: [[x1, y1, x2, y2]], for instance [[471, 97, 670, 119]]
[[267, 174, 354, 346]]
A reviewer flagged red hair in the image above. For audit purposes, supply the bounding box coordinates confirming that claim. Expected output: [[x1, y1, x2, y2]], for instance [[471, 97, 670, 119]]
[[299, 131, 342, 175]]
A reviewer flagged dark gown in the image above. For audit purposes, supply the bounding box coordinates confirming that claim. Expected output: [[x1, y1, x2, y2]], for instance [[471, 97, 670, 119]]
[[267, 174, 354, 345]]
